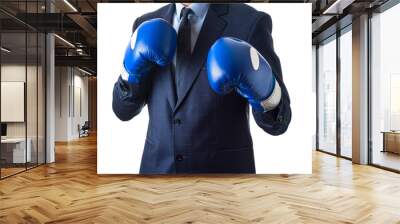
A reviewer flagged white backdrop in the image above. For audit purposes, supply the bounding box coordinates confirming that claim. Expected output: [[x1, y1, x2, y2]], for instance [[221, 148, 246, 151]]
[[97, 3, 313, 174]]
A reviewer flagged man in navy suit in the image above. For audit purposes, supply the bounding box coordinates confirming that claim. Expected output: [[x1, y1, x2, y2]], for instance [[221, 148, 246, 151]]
[[112, 3, 291, 174]]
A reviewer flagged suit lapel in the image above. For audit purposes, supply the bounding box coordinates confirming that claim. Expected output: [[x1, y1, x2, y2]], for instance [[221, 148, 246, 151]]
[[174, 4, 228, 112]]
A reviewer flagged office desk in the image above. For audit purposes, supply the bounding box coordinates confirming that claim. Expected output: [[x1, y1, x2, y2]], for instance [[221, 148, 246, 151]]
[[382, 131, 400, 154], [1, 138, 32, 164]]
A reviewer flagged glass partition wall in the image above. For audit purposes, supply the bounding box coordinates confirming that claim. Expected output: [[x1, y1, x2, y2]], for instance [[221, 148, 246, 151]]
[[317, 35, 337, 155], [339, 28, 352, 159], [316, 0, 400, 172], [370, 3, 400, 171], [316, 27, 353, 159], [0, 1, 46, 179], [0, 31, 27, 177]]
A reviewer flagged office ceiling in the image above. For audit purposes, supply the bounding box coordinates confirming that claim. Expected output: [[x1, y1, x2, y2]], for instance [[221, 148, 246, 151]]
[[1, 32, 45, 64], [0, 0, 394, 74], [311, 0, 390, 44]]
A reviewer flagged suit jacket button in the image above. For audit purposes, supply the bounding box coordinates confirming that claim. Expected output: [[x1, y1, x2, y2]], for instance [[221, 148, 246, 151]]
[[174, 119, 182, 125], [277, 115, 283, 122], [176, 154, 184, 161]]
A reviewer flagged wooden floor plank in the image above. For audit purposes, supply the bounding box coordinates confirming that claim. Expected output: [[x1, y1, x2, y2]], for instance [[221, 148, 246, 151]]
[[0, 134, 400, 223]]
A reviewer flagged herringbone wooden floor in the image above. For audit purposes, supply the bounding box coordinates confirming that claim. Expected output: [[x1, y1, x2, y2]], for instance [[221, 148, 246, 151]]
[[1, 134, 400, 224]]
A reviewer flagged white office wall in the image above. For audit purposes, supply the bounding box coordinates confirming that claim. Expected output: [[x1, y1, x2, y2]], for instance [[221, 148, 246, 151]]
[[1, 64, 26, 81], [55, 67, 89, 141], [1, 82, 25, 122], [71, 73, 89, 138], [1, 65, 38, 138], [55, 66, 70, 141], [1, 63, 46, 164], [74, 73, 89, 124], [1, 65, 25, 139]]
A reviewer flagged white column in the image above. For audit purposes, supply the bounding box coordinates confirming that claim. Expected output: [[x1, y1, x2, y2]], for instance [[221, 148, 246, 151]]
[[45, 1, 55, 163], [46, 33, 55, 163], [352, 14, 369, 164]]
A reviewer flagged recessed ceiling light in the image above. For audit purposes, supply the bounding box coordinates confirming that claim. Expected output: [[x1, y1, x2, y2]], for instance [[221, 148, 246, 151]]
[[54, 34, 75, 48], [1, 47, 11, 53], [323, 0, 354, 15], [63, 0, 78, 12], [78, 67, 92, 76]]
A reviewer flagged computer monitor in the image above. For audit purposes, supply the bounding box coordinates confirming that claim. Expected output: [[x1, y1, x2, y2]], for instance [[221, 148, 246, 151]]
[[1, 123, 7, 137]]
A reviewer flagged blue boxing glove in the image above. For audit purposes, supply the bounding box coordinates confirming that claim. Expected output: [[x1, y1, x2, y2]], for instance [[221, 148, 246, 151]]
[[122, 18, 177, 84], [207, 37, 281, 112]]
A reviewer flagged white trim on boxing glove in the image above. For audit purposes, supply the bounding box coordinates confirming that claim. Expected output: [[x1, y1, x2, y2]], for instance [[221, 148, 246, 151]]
[[260, 80, 282, 111], [120, 65, 130, 81]]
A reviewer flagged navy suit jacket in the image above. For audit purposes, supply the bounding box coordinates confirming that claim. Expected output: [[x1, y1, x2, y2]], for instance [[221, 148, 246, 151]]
[[112, 3, 291, 174]]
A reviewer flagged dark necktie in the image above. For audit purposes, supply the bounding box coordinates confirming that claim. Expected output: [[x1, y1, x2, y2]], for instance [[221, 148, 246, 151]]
[[176, 7, 192, 97]]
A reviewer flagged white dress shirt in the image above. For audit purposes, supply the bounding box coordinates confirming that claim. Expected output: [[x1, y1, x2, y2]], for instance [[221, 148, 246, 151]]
[[172, 3, 209, 68]]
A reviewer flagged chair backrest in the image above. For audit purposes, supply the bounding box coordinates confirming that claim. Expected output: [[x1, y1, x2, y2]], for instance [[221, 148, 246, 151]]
[[82, 121, 90, 129]]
